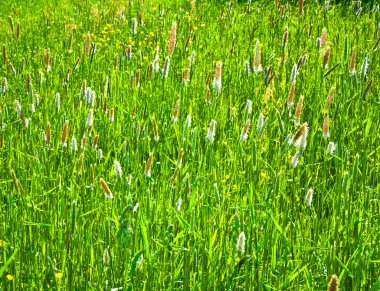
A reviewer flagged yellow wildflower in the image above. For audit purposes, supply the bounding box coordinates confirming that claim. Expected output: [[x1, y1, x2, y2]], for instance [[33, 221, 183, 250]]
[[193, 26, 198, 31], [260, 172, 268, 179], [0, 240, 8, 248], [201, 23, 206, 28], [55, 273, 63, 279], [6, 274, 14, 281]]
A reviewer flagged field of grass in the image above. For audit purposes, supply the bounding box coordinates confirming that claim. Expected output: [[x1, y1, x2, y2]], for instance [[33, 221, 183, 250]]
[[1, 0, 380, 289]]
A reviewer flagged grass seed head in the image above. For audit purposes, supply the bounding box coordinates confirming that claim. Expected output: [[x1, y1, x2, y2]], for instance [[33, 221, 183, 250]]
[[176, 198, 183, 212], [71, 136, 77, 152], [114, 160, 123, 178], [323, 115, 330, 138], [328, 275, 338, 291], [85, 33, 91, 56], [55, 93, 60, 111], [93, 134, 99, 148], [177, 148, 185, 168], [322, 46, 330, 68], [290, 64, 298, 82], [298, 0, 304, 15], [254, 39, 262, 73], [321, 27, 327, 48], [240, 119, 251, 141], [213, 61, 222, 94], [327, 141, 336, 155], [60, 120, 69, 147], [87, 109, 94, 131], [168, 21, 177, 55], [15, 100, 22, 117], [163, 56, 170, 78], [257, 113, 265, 137], [294, 123, 308, 149], [109, 107, 115, 122], [282, 27, 288, 49], [131, 18, 138, 35], [295, 95, 304, 126], [135, 69, 141, 88], [145, 153, 153, 177], [99, 178, 113, 199], [2, 77, 7, 94], [349, 47, 356, 75], [236, 231, 246, 255], [172, 98, 180, 123], [81, 134, 87, 149], [305, 188, 314, 206], [206, 119, 217, 143], [287, 80, 296, 110], [152, 117, 159, 141], [360, 53, 368, 77], [103, 249, 110, 265], [291, 150, 302, 168], [246, 99, 252, 115], [126, 45, 132, 60], [325, 86, 335, 112]]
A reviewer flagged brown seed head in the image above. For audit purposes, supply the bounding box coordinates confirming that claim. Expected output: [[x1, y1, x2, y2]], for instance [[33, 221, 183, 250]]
[[99, 178, 112, 196], [295, 96, 304, 125], [321, 28, 327, 48], [85, 33, 91, 56], [323, 115, 330, 138], [328, 275, 338, 291], [145, 153, 153, 177], [60, 120, 69, 146], [287, 80, 296, 108], [168, 22, 177, 55], [323, 46, 330, 68]]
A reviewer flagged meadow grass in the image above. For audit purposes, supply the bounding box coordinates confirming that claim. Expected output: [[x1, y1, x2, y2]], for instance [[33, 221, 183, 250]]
[[0, 0, 380, 289]]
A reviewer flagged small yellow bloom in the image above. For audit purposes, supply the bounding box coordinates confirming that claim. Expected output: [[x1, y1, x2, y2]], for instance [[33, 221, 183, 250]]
[[193, 26, 198, 31], [221, 179, 226, 184], [199, 44, 203, 49], [185, 11, 189, 16], [260, 172, 268, 179], [225, 175, 231, 180], [149, 32, 155, 37], [200, 23, 206, 28], [0, 240, 8, 248], [233, 184, 238, 190], [55, 273, 63, 279], [6, 274, 14, 281], [152, 6, 157, 11]]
